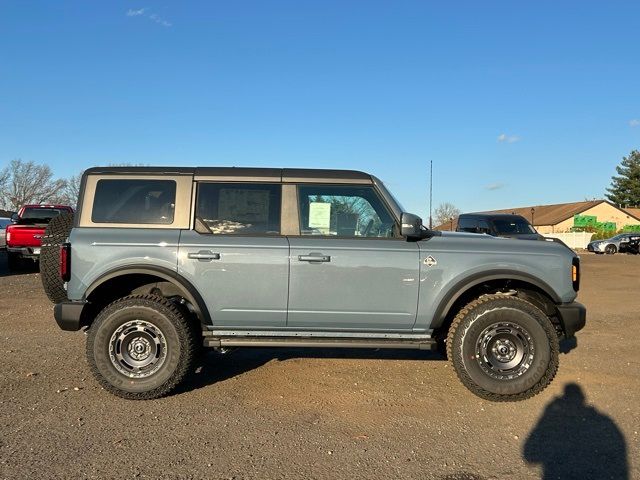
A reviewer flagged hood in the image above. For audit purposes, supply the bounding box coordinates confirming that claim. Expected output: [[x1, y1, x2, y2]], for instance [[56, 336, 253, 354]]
[[433, 230, 576, 256]]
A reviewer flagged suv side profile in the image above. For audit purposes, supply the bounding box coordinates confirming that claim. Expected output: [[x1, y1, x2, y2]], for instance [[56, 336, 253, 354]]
[[46, 167, 586, 401]]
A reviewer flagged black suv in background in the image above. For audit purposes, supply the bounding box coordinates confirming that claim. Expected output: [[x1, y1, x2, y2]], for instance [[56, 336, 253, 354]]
[[456, 213, 543, 240]]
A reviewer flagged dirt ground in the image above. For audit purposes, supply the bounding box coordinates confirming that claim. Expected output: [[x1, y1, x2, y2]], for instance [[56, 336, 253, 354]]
[[0, 252, 638, 479]]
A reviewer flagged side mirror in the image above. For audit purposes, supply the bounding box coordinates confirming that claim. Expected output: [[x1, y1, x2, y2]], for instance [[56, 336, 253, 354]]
[[401, 212, 424, 239], [10, 212, 19, 223]]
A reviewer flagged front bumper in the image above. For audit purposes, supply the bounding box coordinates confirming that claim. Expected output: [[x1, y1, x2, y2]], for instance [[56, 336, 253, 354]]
[[586, 243, 603, 252], [556, 302, 586, 337], [54, 301, 87, 331]]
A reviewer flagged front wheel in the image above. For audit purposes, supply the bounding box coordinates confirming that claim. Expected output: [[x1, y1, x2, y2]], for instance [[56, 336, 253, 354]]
[[605, 244, 617, 255], [446, 295, 559, 402], [86, 294, 198, 400]]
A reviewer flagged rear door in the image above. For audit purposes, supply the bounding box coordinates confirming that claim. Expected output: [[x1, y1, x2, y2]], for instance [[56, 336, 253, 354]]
[[178, 181, 290, 328], [287, 184, 420, 331]]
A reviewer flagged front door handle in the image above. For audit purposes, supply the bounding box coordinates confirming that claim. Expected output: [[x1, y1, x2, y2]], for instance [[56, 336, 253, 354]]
[[298, 254, 331, 263], [188, 250, 221, 261]]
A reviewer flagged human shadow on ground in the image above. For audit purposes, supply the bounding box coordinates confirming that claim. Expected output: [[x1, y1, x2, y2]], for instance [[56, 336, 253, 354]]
[[177, 347, 443, 395], [523, 383, 628, 480]]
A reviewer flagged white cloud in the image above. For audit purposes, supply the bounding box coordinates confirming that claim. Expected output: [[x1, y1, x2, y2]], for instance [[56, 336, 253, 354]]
[[497, 133, 521, 143], [630, 119, 640, 127], [126, 8, 172, 27], [486, 183, 505, 191], [149, 13, 172, 27], [126, 8, 146, 17]]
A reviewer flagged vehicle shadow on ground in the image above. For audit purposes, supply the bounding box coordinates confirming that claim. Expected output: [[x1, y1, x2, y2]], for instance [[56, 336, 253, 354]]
[[0, 252, 39, 277], [523, 383, 628, 479], [177, 348, 444, 395]]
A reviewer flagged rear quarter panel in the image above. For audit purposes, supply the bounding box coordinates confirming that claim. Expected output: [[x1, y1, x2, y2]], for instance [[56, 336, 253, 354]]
[[66, 228, 181, 301]]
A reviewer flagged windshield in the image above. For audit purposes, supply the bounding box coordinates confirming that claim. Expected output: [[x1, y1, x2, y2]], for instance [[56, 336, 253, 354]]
[[610, 234, 627, 241], [492, 218, 537, 235], [20, 207, 65, 224]]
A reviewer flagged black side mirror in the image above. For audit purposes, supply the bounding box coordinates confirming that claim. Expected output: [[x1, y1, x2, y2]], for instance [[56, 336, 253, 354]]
[[401, 212, 424, 239], [10, 212, 19, 223]]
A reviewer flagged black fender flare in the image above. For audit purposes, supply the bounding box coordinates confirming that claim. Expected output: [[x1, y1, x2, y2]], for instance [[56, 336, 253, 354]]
[[431, 270, 561, 329], [85, 265, 212, 326]]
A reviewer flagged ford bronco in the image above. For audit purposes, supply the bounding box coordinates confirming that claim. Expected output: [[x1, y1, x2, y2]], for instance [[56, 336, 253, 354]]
[[42, 167, 585, 401]]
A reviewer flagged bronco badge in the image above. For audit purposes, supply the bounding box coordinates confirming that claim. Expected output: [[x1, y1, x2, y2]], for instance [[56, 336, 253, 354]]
[[424, 255, 437, 267]]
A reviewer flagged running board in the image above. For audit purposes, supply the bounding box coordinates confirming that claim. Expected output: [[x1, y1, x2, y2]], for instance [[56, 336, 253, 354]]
[[203, 336, 436, 350]]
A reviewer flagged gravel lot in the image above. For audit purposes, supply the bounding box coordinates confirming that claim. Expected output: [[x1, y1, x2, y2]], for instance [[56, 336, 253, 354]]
[[0, 252, 638, 479]]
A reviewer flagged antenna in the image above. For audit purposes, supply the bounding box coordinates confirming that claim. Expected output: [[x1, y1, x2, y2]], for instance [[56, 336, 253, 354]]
[[429, 160, 433, 229]]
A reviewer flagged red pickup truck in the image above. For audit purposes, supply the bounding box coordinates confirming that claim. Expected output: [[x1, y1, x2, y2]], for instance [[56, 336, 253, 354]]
[[6, 204, 74, 270]]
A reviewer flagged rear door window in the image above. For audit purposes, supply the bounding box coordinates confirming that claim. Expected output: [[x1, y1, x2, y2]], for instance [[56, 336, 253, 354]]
[[195, 183, 281, 235], [91, 179, 176, 224]]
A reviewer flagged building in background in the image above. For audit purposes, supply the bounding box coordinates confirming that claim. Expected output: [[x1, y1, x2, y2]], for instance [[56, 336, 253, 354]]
[[436, 200, 640, 234]]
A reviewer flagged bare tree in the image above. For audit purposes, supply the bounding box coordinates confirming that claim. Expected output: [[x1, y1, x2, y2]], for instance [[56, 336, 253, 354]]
[[54, 172, 83, 207], [0, 159, 67, 210], [434, 202, 461, 227]]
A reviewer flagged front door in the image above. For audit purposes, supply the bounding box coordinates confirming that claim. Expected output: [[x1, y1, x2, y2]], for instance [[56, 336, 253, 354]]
[[178, 182, 289, 328], [287, 184, 420, 331]]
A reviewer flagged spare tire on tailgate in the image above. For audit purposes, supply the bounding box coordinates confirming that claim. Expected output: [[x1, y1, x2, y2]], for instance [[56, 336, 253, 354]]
[[40, 212, 74, 304]]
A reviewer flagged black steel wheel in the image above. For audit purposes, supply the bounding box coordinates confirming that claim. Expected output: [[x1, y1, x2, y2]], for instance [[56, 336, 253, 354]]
[[447, 294, 559, 402], [86, 294, 198, 400]]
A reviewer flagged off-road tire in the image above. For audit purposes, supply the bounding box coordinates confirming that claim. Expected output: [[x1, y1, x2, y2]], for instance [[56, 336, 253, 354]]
[[446, 295, 559, 402], [605, 244, 617, 255], [40, 212, 74, 303], [7, 251, 20, 271], [86, 294, 198, 400]]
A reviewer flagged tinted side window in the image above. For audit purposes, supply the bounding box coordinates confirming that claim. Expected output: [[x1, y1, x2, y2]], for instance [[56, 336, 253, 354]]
[[92, 179, 176, 224], [457, 217, 478, 232], [196, 183, 281, 235], [477, 220, 492, 234], [297, 185, 396, 238]]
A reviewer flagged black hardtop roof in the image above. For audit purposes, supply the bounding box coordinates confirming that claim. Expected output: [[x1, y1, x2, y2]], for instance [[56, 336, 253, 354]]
[[83, 166, 372, 181], [460, 212, 530, 221]]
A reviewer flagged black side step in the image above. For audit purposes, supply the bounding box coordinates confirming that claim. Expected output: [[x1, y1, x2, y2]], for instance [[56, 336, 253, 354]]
[[203, 336, 436, 350]]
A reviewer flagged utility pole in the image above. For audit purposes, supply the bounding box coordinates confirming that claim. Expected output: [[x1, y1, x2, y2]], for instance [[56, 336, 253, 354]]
[[429, 160, 433, 229]]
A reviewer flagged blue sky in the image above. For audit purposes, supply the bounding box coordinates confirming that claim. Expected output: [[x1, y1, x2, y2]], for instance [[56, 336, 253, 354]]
[[1, 1, 639, 218]]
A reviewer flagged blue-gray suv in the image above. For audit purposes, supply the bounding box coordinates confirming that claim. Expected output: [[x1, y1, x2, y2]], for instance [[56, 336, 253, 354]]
[[41, 167, 586, 401]]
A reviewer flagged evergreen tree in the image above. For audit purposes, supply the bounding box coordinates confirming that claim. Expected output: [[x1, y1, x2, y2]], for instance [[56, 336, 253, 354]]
[[606, 150, 640, 207]]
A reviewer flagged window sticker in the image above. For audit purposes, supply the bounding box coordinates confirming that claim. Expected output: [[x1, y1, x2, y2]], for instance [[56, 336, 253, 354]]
[[308, 202, 331, 234]]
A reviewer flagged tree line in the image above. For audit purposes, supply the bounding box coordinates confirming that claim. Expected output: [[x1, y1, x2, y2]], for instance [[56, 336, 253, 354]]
[[0, 159, 82, 212]]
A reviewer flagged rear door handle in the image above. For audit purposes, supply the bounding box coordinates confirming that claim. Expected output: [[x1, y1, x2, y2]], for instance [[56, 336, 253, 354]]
[[188, 250, 221, 261], [298, 254, 331, 263]]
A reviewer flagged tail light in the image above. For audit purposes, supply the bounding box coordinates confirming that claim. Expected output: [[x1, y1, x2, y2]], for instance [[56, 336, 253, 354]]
[[6, 230, 10, 242], [572, 257, 580, 291], [60, 243, 71, 282]]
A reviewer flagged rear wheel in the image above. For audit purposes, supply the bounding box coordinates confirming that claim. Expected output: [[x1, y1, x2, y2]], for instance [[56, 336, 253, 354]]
[[605, 244, 617, 255], [86, 294, 198, 400], [40, 212, 74, 303], [447, 295, 559, 402]]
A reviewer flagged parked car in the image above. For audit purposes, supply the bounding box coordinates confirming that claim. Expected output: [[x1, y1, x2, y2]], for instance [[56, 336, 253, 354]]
[[0, 217, 12, 249], [43, 166, 585, 402], [625, 236, 640, 255], [456, 213, 543, 240], [5, 204, 74, 270], [586, 233, 639, 255]]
